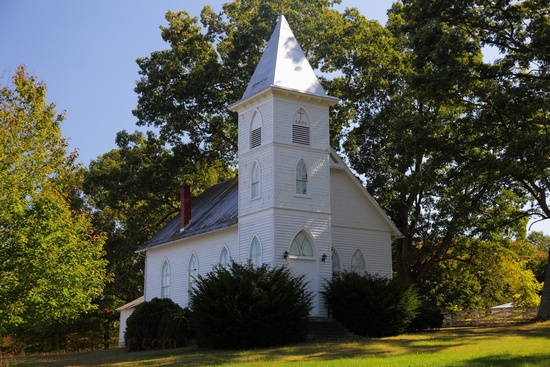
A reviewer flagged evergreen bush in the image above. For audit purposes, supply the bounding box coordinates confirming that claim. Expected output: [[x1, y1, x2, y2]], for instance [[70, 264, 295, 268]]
[[124, 298, 190, 351], [158, 307, 195, 348], [324, 271, 420, 337], [190, 261, 312, 349]]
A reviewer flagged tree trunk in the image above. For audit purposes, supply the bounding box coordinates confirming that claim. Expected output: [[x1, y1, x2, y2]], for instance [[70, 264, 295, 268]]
[[536, 250, 550, 321]]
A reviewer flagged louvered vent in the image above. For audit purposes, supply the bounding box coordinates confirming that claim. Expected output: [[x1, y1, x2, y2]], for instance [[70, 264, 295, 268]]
[[251, 127, 261, 149], [292, 125, 310, 145]]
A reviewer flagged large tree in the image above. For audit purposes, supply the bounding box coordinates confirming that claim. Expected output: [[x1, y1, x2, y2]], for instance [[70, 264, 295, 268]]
[[389, 0, 550, 317], [133, 0, 349, 163], [465, 0, 550, 321], [418, 236, 541, 310], [0, 66, 108, 334], [334, 0, 529, 284], [83, 130, 234, 303], [132, 0, 544, 304]]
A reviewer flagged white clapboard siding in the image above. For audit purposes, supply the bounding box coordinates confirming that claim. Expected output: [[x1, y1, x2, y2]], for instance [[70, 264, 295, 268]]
[[144, 227, 238, 308], [330, 169, 391, 231], [331, 226, 392, 277], [238, 209, 275, 266], [273, 146, 330, 213], [238, 100, 274, 152], [238, 145, 275, 217], [273, 209, 332, 316], [272, 98, 330, 150]]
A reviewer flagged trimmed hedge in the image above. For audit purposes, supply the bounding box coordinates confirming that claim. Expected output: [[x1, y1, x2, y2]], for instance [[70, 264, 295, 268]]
[[324, 271, 420, 337], [190, 262, 312, 349]]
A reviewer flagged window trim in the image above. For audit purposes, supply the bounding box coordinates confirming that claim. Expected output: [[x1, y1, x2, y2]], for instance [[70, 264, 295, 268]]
[[292, 108, 310, 146], [251, 161, 261, 199], [188, 253, 199, 294], [161, 259, 170, 299], [219, 245, 230, 269], [351, 249, 366, 275], [295, 159, 308, 196], [249, 236, 262, 267], [289, 230, 314, 258], [250, 110, 262, 149], [331, 247, 341, 276]]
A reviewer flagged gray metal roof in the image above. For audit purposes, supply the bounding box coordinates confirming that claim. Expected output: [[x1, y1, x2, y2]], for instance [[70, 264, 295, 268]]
[[137, 177, 238, 252]]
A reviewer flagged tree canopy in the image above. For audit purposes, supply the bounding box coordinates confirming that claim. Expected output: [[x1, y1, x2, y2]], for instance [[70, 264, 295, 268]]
[[0, 66, 108, 334], [2, 0, 547, 347], [83, 130, 234, 303], [131, 0, 548, 304], [384, 0, 550, 316]]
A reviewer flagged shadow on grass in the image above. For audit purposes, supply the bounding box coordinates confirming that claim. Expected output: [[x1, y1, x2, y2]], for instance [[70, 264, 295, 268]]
[[254, 335, 465, 362], [10, 321, 550, 367], [434, 321, 550, 341], [2, 337, 464, 367]]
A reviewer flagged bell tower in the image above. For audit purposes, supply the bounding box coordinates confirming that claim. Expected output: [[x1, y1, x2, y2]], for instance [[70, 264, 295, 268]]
[[228, 15, 339, 316]]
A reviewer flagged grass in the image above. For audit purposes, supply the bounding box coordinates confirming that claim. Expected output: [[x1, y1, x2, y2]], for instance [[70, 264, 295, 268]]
[[3, 321, 550, 367]]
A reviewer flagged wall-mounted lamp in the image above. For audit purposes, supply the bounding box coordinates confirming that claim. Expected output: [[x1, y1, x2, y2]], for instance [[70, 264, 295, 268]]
[[283, 251, 289, 260], [321, 253, 327, 262]]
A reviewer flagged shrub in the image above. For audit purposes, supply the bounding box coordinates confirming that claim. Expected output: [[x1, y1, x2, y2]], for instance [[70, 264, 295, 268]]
[[190, 261, 312, 349], [408, 301, 444, 331], [324, 271, 420, 337], [125, 298, 191, 351], [158, 307, 195, 347]]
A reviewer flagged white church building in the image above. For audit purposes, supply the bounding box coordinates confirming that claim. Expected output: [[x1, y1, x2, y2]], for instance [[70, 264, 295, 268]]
[[118, 15, 401, 346]]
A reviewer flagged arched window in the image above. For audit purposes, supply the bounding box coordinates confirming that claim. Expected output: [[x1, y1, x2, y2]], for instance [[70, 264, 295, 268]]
[[351, 250, 366, 275], [250, 111, 262, 149], [292, 108, 310, 146], [251, 161, 260, 199], [249, 237, 262, 267], [161, 260, 170, 298], [331, 248, 341, 276], [296, 160, 308, 195], [289, 231, 314, 257], [219, 246, 230, 269], [189, 253, 199, 293]]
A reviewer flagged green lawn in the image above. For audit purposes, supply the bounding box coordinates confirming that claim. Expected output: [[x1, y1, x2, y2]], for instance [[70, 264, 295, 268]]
[[4, 322, 550, 367]]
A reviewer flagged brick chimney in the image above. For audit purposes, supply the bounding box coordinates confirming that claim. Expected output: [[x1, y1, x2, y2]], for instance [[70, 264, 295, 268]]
[[179, 185, 191, 229]]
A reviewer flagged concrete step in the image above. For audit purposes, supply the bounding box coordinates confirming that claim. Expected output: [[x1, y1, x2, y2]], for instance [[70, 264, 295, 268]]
[[307, 318, 354, 341]]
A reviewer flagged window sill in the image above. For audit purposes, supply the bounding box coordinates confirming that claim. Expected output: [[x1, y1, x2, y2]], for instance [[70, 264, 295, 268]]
[[288, 255, 316, 261], [294, 194, 311, 199]]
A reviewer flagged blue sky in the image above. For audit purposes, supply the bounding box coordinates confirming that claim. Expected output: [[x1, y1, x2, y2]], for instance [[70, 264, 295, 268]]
[[1, 0, 393, 166], [2, 1, 548, 234]]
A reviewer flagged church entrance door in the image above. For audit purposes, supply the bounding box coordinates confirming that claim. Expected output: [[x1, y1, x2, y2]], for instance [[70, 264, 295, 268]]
[[288, 257, 319, 316]]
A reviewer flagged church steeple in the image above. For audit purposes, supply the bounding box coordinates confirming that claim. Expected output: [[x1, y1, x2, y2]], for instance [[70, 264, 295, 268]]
[[229, 15, 337, 317], [240, 15, 329, 101]]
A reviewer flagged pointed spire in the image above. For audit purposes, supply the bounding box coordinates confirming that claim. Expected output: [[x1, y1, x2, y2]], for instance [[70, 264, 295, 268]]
[[240, 15, 328, 100]]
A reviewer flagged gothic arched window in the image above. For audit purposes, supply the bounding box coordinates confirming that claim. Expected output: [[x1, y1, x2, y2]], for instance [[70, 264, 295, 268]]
[[331, 248, 341, 276], [251, 161, 260, 199], [292, 108, 310, 146], [250, 111, 262, 149], [249, 236, 262, 267], [161, 260, 170, 298], [289, 231, 314, 257], [189, 253, 199, 293], [219, 246, 230, 269], [296, 160, 308, 195], [351, 250, 366, 275]]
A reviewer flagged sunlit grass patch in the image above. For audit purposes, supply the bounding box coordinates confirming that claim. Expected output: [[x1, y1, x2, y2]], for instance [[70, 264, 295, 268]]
[[9, 321, 550, 367]]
